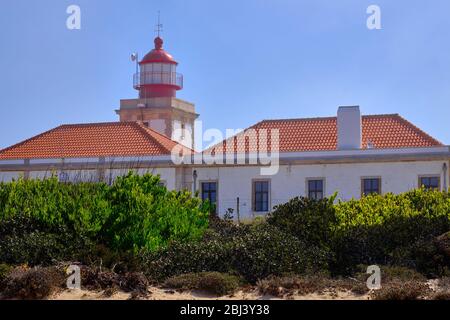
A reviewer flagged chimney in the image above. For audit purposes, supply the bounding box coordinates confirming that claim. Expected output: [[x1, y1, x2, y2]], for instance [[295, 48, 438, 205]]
[[337, 106, 362, 150]]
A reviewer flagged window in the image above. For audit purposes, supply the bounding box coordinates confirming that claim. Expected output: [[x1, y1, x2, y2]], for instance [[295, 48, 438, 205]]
[[419, 176, 440, 190], [253, 180, 270, 212], [157, 181, 167, 188], [181, 123, 186, 139], [201, 182, 217, 212], [307, 179, 324, 200], [59, 172, 69, 183], [362, 178, 381, 196], [162, 63, 171, 73]]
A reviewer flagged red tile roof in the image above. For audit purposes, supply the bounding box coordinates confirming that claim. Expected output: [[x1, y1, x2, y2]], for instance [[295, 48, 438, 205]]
[[0, 122, 191, 160], [206, 114, 443, 154]]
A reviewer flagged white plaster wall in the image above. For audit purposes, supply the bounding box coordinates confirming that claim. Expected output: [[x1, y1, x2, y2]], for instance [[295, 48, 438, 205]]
[[5, 168, 175, 188], [105, 167, 176, 190], [29, 171, 58, 180], [337, 106, 361, 150], [149, 119, 166, 135], [194, 161, 447, 219], [62, 170, 99, 182], [0, 171, 22, 182], [172, 120, 182, 141], [172, 120, 193, 149], [29, 170, 99, 182]]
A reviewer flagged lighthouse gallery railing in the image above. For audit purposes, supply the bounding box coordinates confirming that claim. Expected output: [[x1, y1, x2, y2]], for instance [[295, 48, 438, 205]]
[[133, 72, 183, 89]]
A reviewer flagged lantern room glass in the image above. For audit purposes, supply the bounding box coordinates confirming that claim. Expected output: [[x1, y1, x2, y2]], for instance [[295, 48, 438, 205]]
[[140, 63, 177, 86]]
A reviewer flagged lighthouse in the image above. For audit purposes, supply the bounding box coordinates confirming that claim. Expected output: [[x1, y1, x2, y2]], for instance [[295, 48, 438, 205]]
[[116, 32, 198, 149], [135, 36, 182, 99]]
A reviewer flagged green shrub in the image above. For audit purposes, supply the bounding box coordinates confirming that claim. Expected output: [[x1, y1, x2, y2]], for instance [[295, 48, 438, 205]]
[[163, 273, 200, 290], [164, 272, 241, 296], [267, 195, 338, 250], [332, 190, 450, 275], [263, 189, 450, 277], [142, 223, 328, 284], [0, 214, 93, 266], [206, 215, 250, 240], [0, 177, 111, 238], [142, 238, 234, 282], [0, 172, 210, 253], [104, 173, 209, 252], [231, 224, 328, 283]]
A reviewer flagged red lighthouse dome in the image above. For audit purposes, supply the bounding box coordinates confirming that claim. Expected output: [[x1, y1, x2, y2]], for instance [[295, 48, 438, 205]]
[[141, 37, 177, 64], [134, 36, 183, 98]]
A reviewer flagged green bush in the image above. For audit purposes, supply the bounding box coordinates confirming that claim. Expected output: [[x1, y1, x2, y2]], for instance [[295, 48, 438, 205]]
[[0, 172, 210, 254], [332, 190, 450, 275], [0, 214, 93, 266], [267, 195, 338, 250], [142, 223, 328, 283], [231, 224, 328, 283], [142, 238, 234, 282], [205, 215, 250, 240], [0, 177, 111, 238], [2, 175, 450, 283], [163, 272, 241, 296], [104, 173, 209, 252]]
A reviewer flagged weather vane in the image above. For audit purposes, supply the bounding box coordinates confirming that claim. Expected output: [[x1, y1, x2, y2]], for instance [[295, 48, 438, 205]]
[[155, 11, 163, 37]]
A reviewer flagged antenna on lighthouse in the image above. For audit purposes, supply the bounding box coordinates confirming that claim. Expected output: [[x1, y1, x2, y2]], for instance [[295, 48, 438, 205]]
[[155, 11, 163, 37], [131, 52, 139, 75]]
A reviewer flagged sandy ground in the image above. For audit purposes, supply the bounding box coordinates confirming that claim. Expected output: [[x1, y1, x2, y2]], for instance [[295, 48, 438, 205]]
[[52, 287, 370, 300]]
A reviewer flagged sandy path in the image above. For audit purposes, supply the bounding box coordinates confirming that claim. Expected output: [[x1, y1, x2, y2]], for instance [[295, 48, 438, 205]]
[[52, 287, 370, 300]]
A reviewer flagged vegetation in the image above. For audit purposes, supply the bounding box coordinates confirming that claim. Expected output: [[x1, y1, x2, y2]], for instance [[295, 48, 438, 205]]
[[1, 266, 66, 300], [0, 175, 449, 299], [163, 272, 242, 296], [0, 172, 210, 254], [371, 280, 430, 300], [256, 274, 369, 297], [331, 191, 450, 275]]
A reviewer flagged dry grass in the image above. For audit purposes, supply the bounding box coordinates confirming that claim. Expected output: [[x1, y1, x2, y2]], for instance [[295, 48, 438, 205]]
[[1, 266, 66, 300], [371, 280, 430, 300], [81, 266, 149, 295], [256, 275, 369, 298]]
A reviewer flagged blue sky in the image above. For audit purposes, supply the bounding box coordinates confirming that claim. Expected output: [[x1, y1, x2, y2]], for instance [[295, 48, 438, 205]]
[[0, 0, 449, 148]]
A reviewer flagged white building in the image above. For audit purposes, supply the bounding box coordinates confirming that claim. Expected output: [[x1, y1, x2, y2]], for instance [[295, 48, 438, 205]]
[[0, 35, 448, 220]]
